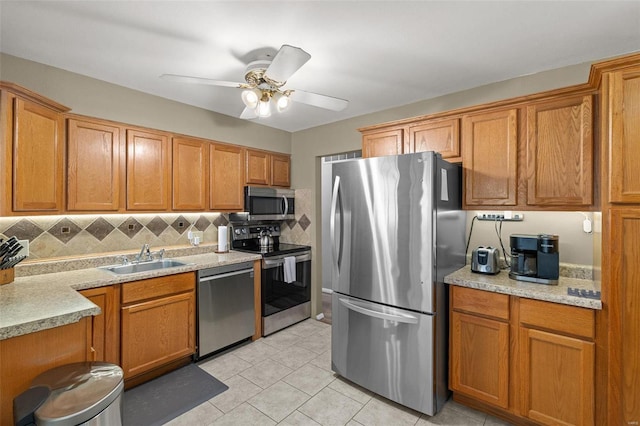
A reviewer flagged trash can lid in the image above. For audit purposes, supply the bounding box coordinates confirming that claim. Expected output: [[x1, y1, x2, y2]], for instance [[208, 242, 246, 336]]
[[30, 362, 123, 426]]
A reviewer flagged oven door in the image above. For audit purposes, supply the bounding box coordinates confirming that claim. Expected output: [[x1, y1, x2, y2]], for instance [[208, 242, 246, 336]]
[[262, 251, 311, 317]]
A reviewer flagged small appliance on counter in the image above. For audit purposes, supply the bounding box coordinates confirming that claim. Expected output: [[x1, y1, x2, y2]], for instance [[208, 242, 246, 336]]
[[471, 246, 500, 274], [509, 234, 559, 285]]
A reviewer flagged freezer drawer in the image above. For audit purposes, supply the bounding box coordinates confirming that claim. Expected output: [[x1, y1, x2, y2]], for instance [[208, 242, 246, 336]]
[[331, 293, 436, 415]]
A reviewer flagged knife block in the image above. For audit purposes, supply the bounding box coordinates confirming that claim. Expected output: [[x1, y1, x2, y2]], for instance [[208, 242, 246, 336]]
[[0, 268, 14, 285]]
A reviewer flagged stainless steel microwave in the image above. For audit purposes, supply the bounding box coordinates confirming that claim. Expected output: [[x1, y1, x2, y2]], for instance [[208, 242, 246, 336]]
[[239, 186, 295, 221]]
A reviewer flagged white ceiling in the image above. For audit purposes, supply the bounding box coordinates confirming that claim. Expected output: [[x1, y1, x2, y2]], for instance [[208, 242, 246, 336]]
[[1, 1, 639, 132]]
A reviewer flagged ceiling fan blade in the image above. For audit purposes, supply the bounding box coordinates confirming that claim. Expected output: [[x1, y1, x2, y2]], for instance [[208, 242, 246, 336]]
[[160, 74, 245, 88], [264, 45, 311, 83], [289, 90, 349, 111], [240, 107, 258, 120]]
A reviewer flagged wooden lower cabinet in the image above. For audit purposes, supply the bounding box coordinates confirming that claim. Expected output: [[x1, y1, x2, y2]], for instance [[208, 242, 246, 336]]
[[0, 319, 91, 426], [80, 285, 120, 364], [520, 328, 594, 425], [450, 285, 596, 426], [451, 311, 509, 408], [120, 273, 195, 381]]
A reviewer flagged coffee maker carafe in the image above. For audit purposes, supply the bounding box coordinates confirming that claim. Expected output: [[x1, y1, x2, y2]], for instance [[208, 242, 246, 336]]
[[509, 234, 559, 285]]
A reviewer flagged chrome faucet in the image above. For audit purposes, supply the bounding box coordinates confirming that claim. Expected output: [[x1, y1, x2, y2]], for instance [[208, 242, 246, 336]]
[[135, 244, 151, 263]]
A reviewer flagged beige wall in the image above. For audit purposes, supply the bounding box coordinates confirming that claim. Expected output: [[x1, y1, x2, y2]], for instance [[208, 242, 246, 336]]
[[0, 53, 291, 153], [1, 52, 601, 318], [290, 61, 594, 316]]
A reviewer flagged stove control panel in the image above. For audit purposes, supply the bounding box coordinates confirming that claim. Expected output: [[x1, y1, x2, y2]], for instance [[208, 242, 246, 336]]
[[231, 223, 281, 241]]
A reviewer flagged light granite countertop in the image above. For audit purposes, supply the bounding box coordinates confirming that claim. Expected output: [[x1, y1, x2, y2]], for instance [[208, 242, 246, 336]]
[[445, 266, 602, 310], [0, 248, 261, 340]]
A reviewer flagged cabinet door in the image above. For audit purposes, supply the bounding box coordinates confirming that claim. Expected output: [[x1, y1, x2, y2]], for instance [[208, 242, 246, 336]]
[[80, 286, 120, 364], [126, 129, 171, 210], [121, 291, 195, 379], [245, 149, 270, 185], [526, 96, 593, 206], [409, 118, 460, 160], [609, 209, 640, 425], [609, 69, 640, 203], [12, 98, 64, 212], [0, 319, 90, 426], [520, 328, 594, 425], [271, 153, 291, 187], [451, 311, 510, 408], [463, 109, 518, 206], [210, 143, 244, 211], [67, 118, 122, 211], [172, 137, 208, 210], [362, 128, 404, 158]]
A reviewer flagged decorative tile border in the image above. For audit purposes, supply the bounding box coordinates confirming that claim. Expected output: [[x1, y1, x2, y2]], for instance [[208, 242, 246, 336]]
[[0, 188, 312, 262], [0, 213, 228, 260]]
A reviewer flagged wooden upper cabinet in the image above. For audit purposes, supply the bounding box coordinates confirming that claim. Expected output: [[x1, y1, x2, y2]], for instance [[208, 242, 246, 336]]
[[271, 153, 291, 187], [172, 137, 208, 210], [10, 98, 65, 212], [608, 68, 640, 203], [526, 96, 593, 206], [362, 128, 404, 158], [409, 118, 461, 161], [463, 108, 518, 206], [126, 129, 171, 211], [245, 149, 270, 186], [67, 118, 123, 211], [210, 143, 244, 211]]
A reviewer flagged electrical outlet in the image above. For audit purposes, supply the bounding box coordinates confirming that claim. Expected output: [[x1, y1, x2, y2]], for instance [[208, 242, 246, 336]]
[[477, 211, 524, 222], [17, 239, 29, 257]]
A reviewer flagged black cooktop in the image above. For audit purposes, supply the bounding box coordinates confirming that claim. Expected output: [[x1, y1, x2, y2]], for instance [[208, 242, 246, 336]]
[[232, 242, 311, 257]]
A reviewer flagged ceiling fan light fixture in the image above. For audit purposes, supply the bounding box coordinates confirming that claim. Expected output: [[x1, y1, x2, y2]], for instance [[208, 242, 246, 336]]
[[256, 96, 271, 117], [241, 89, 260, 109], [275, 92, 291, 112]]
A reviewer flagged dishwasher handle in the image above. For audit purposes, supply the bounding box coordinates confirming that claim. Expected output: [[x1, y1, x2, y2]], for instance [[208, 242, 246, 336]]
[[199, 268, 253, 282]]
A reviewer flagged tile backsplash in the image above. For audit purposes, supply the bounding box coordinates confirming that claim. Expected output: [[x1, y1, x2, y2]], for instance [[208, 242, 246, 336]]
[[0, 213, 228, 260], [0, 188, 314, 261], [280, 188, 312, 246]]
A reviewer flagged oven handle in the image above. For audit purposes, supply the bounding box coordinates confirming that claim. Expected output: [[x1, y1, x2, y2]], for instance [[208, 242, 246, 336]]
[[263, 252, 311, 269]]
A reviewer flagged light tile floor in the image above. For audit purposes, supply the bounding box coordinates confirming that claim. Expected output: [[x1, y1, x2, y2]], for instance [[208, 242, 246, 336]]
[[166, 319, 512, 426]]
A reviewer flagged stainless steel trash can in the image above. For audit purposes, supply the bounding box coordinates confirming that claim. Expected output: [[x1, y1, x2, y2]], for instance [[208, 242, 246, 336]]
[[15, 362, 123, 426]]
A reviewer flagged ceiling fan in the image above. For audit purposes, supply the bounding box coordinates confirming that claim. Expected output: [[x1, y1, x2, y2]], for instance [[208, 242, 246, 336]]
[[161, 44, 349, 119]]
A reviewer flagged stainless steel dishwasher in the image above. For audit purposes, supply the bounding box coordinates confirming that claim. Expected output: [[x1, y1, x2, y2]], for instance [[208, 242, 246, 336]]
[[196, 261, 255, 359]]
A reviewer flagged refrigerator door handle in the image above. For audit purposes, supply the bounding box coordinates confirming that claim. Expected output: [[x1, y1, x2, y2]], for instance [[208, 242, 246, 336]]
[[339, 297, 419, 324], [330, 176, 342, 272]]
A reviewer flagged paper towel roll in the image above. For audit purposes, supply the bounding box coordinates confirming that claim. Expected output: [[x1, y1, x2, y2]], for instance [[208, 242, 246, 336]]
[[218, 226, 228, 252]]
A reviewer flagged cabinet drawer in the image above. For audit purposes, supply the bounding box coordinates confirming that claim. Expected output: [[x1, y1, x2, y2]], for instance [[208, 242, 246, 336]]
[[519, 298, 595, 340], [122, 273, 195, 305], [451, 286, 509, 321]]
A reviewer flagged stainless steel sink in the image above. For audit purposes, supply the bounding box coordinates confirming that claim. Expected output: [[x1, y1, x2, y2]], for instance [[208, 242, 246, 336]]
[[100, 259, 189, 275]]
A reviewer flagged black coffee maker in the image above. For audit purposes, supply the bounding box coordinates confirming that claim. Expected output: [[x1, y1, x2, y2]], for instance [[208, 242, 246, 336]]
[[509, 234, 559, 285]]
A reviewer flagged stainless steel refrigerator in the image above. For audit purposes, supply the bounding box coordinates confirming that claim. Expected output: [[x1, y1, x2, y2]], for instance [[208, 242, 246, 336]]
[[328, 151, 465, 415]]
